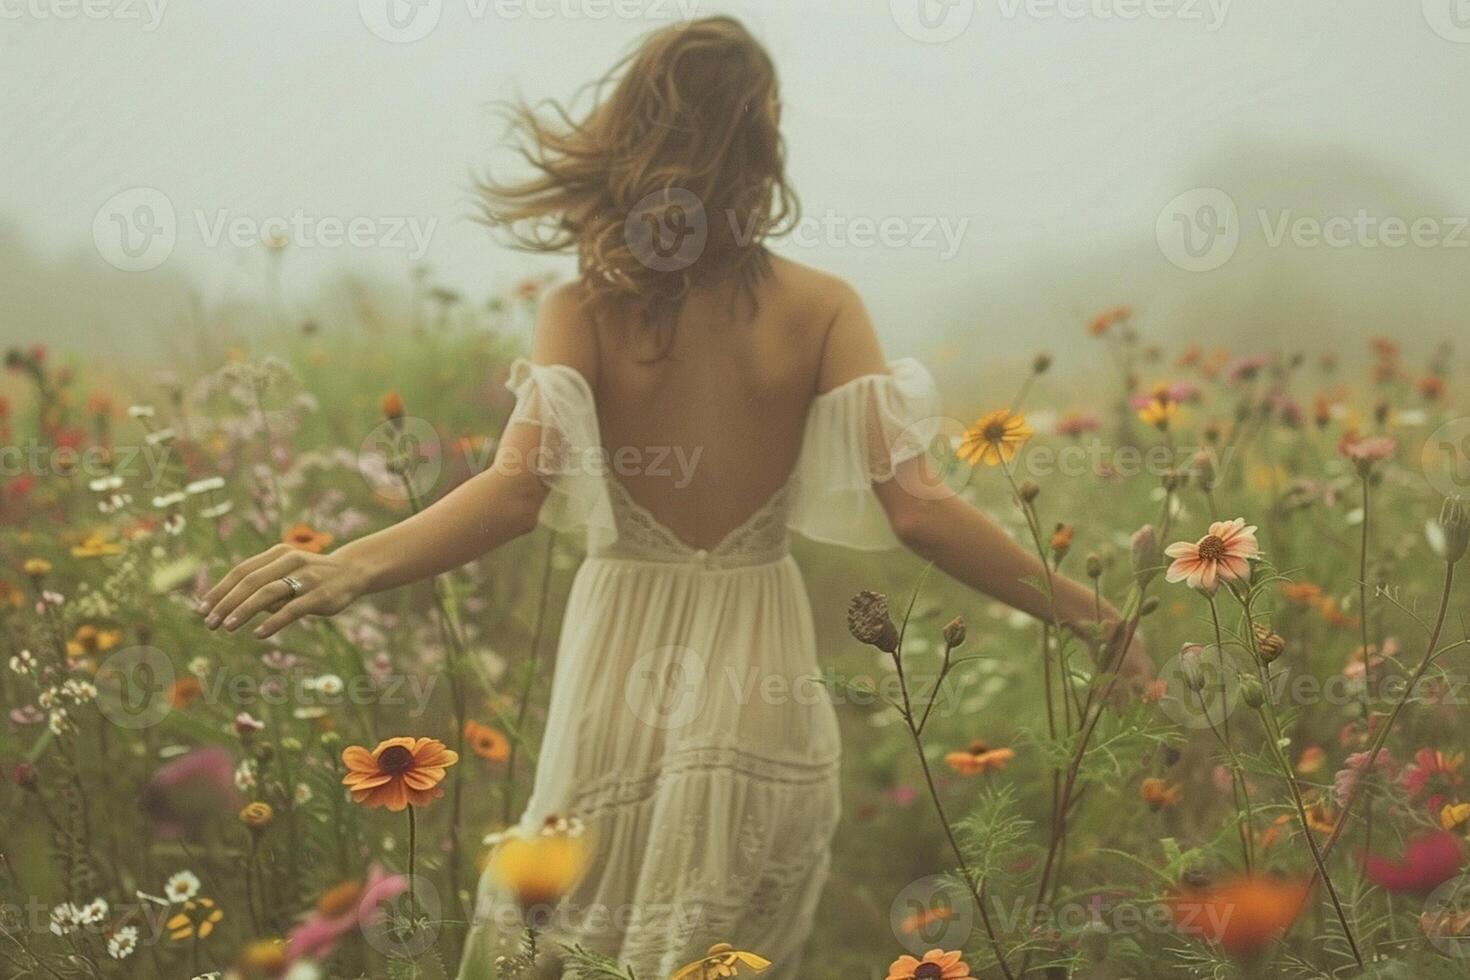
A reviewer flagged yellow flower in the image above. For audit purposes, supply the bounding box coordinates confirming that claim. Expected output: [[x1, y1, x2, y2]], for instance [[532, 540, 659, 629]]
[[670, 943, 772, 979], [1140, 777, 1183, 811], [239, 801, 275, 829], [70, 531, 123, 558], [958, 410, 1032, 466], [1441, 803, 1470, 832], [166, 897, 223, 941], [1137, 397, 1178, 430], [489, 825, 587, 911], [22, 558, 51, 578], [67, 625, 123, 658]]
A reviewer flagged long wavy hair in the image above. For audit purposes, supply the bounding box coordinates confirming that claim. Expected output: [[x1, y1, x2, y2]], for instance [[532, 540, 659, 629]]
[[476, 16, 797, 339]]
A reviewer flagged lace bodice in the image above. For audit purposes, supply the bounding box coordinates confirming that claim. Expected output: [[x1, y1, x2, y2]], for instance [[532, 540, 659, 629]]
[[503, 357, 942, 568]]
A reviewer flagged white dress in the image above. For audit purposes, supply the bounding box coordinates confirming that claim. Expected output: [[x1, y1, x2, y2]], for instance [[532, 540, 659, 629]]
[[460, 357, 940, 980]]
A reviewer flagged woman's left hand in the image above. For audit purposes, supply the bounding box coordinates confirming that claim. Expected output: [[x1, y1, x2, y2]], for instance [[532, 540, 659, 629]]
[[198, 544, 367, 640]]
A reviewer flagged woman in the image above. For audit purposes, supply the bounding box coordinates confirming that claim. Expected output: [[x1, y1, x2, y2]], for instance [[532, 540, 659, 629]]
[[198, 17, 1145, 978]]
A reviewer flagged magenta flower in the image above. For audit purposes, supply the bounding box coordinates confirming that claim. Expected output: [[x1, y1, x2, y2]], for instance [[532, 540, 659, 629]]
[[1364, 831, 1464, 894]]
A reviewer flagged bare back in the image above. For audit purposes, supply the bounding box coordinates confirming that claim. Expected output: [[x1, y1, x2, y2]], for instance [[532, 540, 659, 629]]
[[538, 256, 866, 552]]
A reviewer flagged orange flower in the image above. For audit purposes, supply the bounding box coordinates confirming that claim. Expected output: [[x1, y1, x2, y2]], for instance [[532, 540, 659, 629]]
[[1304, 799, 1337, 835], [944, 741, 1014, 777], [1167, 876, 1310, 956], [283, 522, 333, 554], [1296, 746, 1326, 774], [1087, 305, 1131, 337], [1140, 777, 1182, 811], [1278, 581, 1324, 605], [463, 721, 510, 763], [341, 737, 459, 812], [1049, 523, 1073, 559], [1164, 518, 1259, 594], [958, 410, 1031, 467], [1418, 376, 1445, 402], [380, 391, 405, 421], [1137, 395, 1178, 430], [67, 624, 123, 658], [886, 948, 973, 980], [169, 676, 203, 708]]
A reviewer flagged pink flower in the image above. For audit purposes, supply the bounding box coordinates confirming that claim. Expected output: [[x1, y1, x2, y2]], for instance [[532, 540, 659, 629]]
[[288, 865, 409, 961], [1339, 434, 1396, 473], [1055, 411, 1102, 438], [1164, 519, 1260, 594], [1364, 831, 1464, 894], [138, 747, 242, 840], [1333, 749, 1397, 806]]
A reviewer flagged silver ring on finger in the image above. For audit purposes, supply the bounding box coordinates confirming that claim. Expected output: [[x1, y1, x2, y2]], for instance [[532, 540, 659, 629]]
[[280, 575, 305, 599]]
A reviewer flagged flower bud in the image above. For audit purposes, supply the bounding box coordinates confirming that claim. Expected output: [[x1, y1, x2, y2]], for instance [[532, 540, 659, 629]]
[[1018, 480, 1041, 504], [1130, 524, 1159, 585], [1439, 496, 1469, 565], [1179, 645, 1206, 693], [1139, 595, 1160, 617], [1241, 676, 1265, 709], [1085, 553, 1103, 579], [942, 616, 966, 650], [847, 591, 899, 654], [1254, 624, 1286, 664], [1032, 352, 1052, 375]]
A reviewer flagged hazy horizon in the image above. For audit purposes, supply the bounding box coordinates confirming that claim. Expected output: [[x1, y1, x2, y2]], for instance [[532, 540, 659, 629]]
[[4, 0, 1469, 359]]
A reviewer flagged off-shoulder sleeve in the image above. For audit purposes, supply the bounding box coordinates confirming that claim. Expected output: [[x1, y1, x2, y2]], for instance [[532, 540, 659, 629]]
[[788, 358, 942, 551], [503, 358, 617, 546]]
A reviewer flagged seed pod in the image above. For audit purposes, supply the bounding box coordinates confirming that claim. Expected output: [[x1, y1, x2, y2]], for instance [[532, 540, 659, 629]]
[[1018, 480, 1041, 503], [1086, 553, 1103, 579], [942, 616, 966, 650], [1254, 624, 1286, 664], [1241, 676, 1265, 709], [847, 591, 899, 653]]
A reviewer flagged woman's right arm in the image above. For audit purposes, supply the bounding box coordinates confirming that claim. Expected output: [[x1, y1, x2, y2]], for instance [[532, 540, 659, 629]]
[[199, 284, 594, 639]]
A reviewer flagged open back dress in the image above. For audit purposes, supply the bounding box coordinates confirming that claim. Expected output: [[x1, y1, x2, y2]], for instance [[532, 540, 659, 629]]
[[458, 356, 940, 980]]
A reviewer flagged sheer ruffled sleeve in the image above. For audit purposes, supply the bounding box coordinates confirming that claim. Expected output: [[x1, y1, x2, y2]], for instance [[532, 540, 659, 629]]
[[504, 358, 617, 547], [788, 358, 942, 551]]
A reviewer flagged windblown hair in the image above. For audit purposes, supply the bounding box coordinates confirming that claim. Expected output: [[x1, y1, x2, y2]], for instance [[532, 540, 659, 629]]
[[476, 16, 797, 333]]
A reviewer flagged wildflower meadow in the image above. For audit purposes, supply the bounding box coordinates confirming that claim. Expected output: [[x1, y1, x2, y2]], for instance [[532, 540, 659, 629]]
[[3, 277, 1470, 980]]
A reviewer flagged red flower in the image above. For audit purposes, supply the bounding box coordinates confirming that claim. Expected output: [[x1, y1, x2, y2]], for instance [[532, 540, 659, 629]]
[[1167, 876, 1310, 956], [1364, 831, 1464, 894]]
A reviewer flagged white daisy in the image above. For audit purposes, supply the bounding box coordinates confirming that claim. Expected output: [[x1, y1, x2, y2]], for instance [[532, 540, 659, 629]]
[[165, 870, 201, 904], [108, 925, 139, 960]]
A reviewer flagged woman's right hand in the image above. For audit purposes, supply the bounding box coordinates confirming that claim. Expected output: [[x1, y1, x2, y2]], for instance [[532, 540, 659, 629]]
[[198, 544, 369, 640]]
